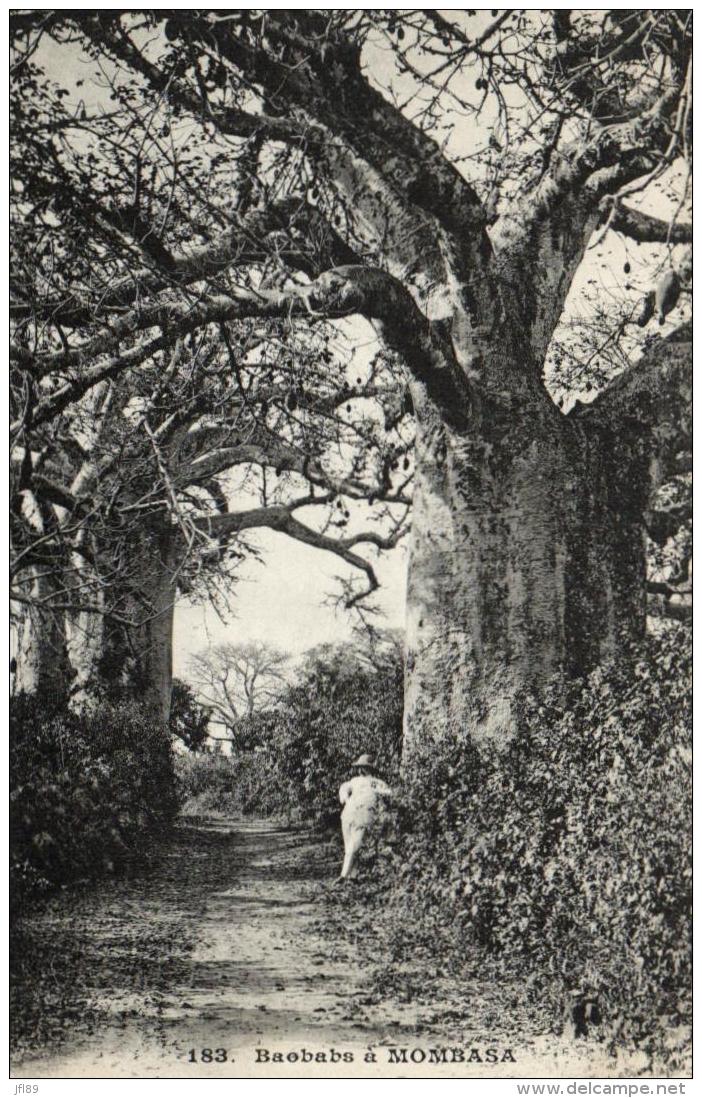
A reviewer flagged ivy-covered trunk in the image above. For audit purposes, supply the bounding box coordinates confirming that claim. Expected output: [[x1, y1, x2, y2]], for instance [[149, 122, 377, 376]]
[[69, 528, 177, 725], [402, 371, 650, 769]]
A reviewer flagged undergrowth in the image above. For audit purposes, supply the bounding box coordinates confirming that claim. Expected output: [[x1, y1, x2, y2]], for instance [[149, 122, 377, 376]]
[[176, 642, 403, 823], [10, 693, 178, 911], [326, 626, 691, 1073]]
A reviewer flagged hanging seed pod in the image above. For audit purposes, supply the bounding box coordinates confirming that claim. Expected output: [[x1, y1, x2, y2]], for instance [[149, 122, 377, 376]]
[[655, 270, 681, 324]]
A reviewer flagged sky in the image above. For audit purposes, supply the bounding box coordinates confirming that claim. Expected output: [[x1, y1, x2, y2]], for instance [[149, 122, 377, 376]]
[[25, 24, 411, 681], [173, 529, 408, 679]]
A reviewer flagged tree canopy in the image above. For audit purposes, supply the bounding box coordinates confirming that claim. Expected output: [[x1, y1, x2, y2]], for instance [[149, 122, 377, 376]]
[[10, 10, 691, 736], [188, 640, 289, 731]]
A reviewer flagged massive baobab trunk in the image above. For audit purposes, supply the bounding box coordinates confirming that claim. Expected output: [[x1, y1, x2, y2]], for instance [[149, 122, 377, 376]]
[[277, 253, 687, 769], [11, 543, 175, 724], [67, 528, 177, 725], [405, 403, 569, 756], [403, 390, 649, 762], [12, 569, 73, 700]]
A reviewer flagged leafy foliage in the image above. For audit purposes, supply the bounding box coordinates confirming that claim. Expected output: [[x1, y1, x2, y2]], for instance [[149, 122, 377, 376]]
[[10, 694, 178, 910], [169, 678, 210, 752], [177, 640, 403, 822], [248, 642, 404, 821], [175, 749, 281, 819], [374, 626, 690, 1068]]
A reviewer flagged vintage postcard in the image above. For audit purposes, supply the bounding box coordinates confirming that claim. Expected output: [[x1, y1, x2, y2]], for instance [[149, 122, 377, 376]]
[[9, 9, 691, 1082]]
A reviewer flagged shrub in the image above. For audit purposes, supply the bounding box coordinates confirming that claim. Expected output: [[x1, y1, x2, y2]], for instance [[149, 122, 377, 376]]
[[226, 642, 404, 823], [176, 640, 404, 824], [379, 626, 691, 1069], [175, 745, 297, 818], [175, 752, 238, 815], [10, 694, 178, 910], [169, 678, 210, 751]]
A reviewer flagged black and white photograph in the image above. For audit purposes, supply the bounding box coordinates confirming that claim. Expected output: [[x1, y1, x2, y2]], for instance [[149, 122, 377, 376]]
[[9, 8, 692, 1081]]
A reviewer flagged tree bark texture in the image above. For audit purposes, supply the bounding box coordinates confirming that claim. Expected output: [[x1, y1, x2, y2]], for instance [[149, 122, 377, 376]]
[[401, 334, 686, 769], [86, 528, 176, 726], [47, 529, 176, 726], [12, 569, 73, 701]]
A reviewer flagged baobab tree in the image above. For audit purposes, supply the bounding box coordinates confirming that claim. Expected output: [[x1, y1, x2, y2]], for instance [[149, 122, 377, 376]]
[[188, 641, 289, 739], [10, 321, 410, 718], [10, 11, 691, 765], [10, 14, 413, 716]]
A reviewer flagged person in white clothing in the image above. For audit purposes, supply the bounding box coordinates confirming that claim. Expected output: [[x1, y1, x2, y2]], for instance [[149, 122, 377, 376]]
[[338, 753, 394, 879]]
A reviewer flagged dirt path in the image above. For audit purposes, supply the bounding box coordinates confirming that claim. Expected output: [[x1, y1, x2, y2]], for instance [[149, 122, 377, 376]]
[[11, 816, 645, 1078]]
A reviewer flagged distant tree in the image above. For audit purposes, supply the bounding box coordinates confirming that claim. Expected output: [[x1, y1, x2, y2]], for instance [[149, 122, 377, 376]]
[[237, 636, 404, 819], [168, 678, 210, 752], [188, 642, 290, 737]]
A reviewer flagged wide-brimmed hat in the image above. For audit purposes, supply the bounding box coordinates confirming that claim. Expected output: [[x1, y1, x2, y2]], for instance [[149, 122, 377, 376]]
[[351, 753, 375, 768]]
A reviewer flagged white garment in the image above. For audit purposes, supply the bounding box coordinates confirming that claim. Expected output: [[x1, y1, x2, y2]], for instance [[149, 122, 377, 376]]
[[339, 774, 393, 815], [338, 774, 394, 878]]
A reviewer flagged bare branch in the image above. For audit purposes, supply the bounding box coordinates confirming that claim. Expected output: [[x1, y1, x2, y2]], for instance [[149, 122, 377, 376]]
[[11, 199, 359, 328], [16, 265, 470, 430], [199, 502, 405, 608], [600, 197, 692, 244]]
